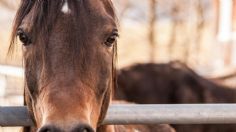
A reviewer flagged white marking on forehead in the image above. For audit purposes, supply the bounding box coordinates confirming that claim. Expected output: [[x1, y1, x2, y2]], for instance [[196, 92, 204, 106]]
[[61, 0, 71, 14], [134, 129, 140, 132]]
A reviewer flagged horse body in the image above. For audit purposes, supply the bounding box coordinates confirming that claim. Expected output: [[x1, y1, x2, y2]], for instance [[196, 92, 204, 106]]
[[116, 61, 236, 132], [10, 0, 174, 132], [97, 124, 175, 132]]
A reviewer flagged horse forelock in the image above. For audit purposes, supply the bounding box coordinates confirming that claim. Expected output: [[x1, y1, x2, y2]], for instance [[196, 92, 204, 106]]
[[9, 0, 118, 55]]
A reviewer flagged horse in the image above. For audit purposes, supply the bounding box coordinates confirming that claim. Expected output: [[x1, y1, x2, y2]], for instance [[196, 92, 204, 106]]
[[116, 61, 236, 132], [9, 0, 175, 132]]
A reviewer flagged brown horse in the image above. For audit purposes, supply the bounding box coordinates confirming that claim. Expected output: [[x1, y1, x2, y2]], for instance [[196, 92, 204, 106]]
[[9, 0, 175, 132], [116, 61, 236, 132]]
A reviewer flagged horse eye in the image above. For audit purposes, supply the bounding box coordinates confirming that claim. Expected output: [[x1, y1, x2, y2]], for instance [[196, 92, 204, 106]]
[[17, 29, 31, 46], [104, 31, 118, 47]]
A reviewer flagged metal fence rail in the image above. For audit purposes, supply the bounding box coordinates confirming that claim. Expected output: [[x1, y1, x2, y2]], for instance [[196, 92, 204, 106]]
[[0, 65, 23, 77], [1, 104, 236, 126]]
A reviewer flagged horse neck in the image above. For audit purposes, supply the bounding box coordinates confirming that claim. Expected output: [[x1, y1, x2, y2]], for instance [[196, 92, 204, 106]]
[[97, 125, 114, 132], [97, 125, 127, 132], [97, 125, 136, 132]]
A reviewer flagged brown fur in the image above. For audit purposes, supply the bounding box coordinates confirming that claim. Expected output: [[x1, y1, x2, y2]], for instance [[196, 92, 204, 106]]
[[116, 61, 236, 132], [10, 0, 174, 132]]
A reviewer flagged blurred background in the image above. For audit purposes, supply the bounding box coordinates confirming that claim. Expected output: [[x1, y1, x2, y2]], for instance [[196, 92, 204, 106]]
[[1, 0, 236, 131]]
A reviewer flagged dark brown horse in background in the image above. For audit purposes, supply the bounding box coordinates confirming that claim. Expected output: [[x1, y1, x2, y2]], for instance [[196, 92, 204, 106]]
[[116, 61, 236, 132], [9, 0, 175, 132]]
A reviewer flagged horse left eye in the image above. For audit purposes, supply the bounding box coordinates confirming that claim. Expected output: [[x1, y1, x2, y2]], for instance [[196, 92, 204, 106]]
[[104, 31, 118, 47], [17, 29, 32, 46]]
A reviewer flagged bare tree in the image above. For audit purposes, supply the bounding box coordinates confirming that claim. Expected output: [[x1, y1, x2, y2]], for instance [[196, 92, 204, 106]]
[[148, 0, 157, 62], [233, 0, 236, 31], [168, 0, 182, 60], [195, 0, 205, 60], [118, 0, 131, 21], [213, 0, 220, 35]]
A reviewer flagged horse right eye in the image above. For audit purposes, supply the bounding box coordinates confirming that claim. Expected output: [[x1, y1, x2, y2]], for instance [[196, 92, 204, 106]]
[[104, 30, 119, 47], [17, 29, 32, 46]]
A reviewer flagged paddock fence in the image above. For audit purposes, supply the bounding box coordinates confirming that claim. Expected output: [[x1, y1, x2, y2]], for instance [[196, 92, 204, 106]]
[[1, 65, 236, 126], [1, 104, 236, 126]]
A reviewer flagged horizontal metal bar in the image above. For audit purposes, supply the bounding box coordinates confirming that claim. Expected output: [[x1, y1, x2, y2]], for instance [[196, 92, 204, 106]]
[[2, 104, 236, 127], [104, 104, 236, 125], [0, 106, 33, 126], [0, 65, 24, 77]]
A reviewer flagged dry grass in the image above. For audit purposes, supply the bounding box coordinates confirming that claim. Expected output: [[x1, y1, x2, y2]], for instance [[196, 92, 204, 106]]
[[0, 127, 21, 132]]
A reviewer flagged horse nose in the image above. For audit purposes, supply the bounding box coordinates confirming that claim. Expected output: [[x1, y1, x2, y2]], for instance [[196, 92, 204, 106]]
[[38, 124, 94, 132], [71, 124, 94, 132], [38, 125, 62, 132]]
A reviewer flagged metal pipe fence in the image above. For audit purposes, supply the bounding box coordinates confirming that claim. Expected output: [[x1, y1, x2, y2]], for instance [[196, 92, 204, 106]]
[[0, 65, 23, 77], [1, 104, 236, 127], [1, 66, 236, 126]]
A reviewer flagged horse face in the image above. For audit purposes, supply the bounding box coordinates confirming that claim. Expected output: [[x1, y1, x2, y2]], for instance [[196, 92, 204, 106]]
[[11, 0, 118, 131]]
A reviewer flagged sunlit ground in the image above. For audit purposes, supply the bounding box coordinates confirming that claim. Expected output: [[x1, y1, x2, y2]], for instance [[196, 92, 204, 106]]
[[0, 127, 21, 132]]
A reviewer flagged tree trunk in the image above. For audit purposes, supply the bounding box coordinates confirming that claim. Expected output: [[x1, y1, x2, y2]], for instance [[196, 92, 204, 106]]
[[148, 0, 157, 62], [195, 0, 205, 63], [168, 3, 179, 61], [119, 0, 131, 21]]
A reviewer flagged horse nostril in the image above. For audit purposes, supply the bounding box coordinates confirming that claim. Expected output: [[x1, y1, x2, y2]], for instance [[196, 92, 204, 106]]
[[71, 124, 94, 132], [38, 125, 61, 132]]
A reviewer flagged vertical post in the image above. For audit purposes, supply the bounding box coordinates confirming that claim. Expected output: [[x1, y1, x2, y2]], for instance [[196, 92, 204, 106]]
[[217, 0, 232, 42], [217, 0, 233, 66], [231, 0, 236, 65], [232, 0, 236, 31], [0, 75, 6, 97]]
